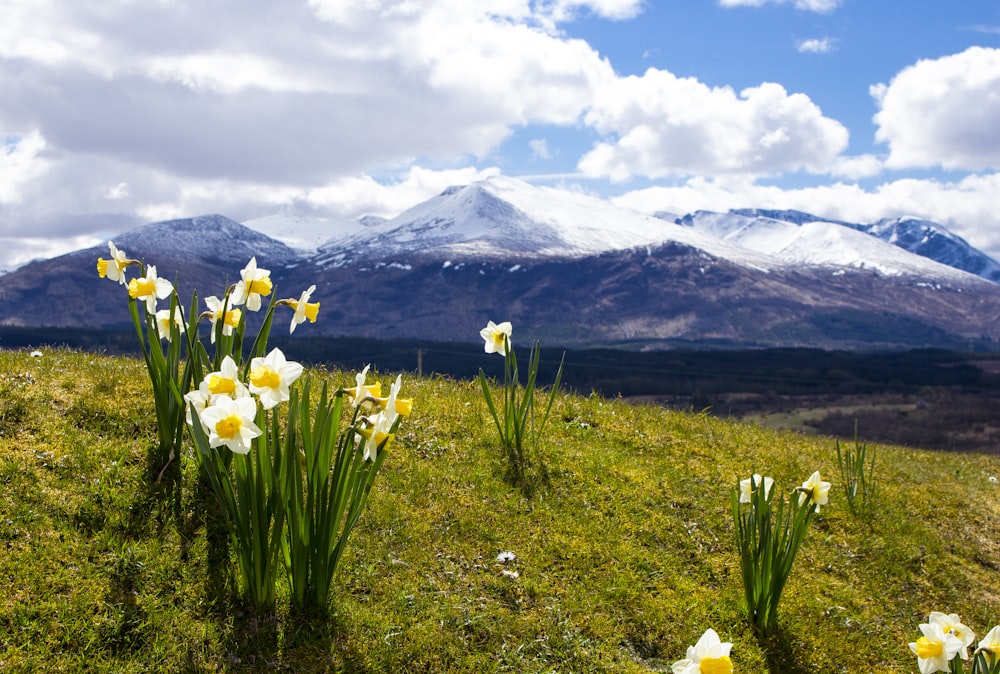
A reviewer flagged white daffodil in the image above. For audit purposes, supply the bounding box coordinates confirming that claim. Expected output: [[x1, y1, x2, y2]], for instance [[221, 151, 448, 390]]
[[344, 364, 382, 408], [480, 320, 512, 356], [127, 264, 174, 313], [671, 628, 733, 674], [198, 395, 262, 455], [184, 382, 212, 430], [155, 305, 186, 342], [739, 474, 774, 504], [978, 625, 1000, 663], [374, 373, 412, 418], [248, 347, 303, 410], [358, 409, 395, 462], [203, 295, 242, 344], [357, 375, 408, 461], [230, 257, 273, 312], [286, 284, 320, 333], [928, 612, 975, 659], [797, 470, 831, 512], [96, 241, 131, 285], [910, 621, 964, 674], [203, 356, 249, 399]]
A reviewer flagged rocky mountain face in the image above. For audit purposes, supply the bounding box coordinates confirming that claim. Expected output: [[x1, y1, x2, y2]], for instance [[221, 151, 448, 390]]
[[3, 179, 1000, 350]]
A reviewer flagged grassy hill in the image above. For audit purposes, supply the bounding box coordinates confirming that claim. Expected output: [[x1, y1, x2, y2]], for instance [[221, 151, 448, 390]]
[[1, 348, 999, 672]]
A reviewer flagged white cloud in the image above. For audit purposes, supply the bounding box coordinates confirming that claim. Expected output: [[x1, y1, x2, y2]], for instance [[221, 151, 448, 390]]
[[0, 131, 50, 204], [612, 172, 1000, 259], [529, 139, 554, 160], [797, 37, 835, 54], [579, 71, 849, 180], [719, 0, 841, 13], [0, 0, 615, 189], [873, 47, 1000, 172]]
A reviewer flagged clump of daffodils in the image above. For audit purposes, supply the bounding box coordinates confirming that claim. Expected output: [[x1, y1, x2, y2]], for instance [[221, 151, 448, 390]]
[[98, 241, 407, 614], [733, 469, 830, 632], [96, 242, 321, 480], [476, 320, 564, 490], [909, 612, 1000, 674]]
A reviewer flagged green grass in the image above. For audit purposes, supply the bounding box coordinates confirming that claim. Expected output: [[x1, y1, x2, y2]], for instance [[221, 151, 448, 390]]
[[1, 347, 999, 672]]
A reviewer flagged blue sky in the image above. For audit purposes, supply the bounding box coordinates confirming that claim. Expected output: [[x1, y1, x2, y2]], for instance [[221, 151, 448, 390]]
[[1, 0, 999, 270]]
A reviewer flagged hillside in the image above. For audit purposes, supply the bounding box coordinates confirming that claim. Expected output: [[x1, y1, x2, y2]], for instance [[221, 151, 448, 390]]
[[1, 348, 999, 672]]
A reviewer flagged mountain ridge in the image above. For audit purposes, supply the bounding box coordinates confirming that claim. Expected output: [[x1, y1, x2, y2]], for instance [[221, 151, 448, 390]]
[[3, 177, 1000, 351]]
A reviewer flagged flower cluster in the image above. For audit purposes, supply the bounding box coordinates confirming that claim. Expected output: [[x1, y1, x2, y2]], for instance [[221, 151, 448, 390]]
[[185, 349, 303, 455], [909, 612, 1000, 674], [733, 469, 831, 632]]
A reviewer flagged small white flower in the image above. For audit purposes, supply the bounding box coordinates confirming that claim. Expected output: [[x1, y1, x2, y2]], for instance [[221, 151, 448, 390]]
[[480, 320, 512, 356], [990, 476, 998, 484], [287, 284, 319, 333], [739, 474, 774, 503], [127, 264, 174, 313], [798, 470, 831, 512], [671, 628, 733, 674], [496, 551, 517, 563], [198, 395, 262, 455], [155, 305, 186, 342], [230, 257, 273, 312], [501, 569, 519, 579], [29, 350, 42, 358], [248, 347, 303, 410]]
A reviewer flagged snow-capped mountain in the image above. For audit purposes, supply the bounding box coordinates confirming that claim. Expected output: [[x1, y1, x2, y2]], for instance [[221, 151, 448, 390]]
[[307, 176, 771, 269], [4, 177, 1000, 350], [242, 214, 373, 254], [728, 208, 1000, 282], [673, 210, 980, 282]]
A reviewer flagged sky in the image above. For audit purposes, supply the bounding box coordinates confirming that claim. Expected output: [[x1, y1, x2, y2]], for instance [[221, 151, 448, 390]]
[[1, 0, 1000, 271]]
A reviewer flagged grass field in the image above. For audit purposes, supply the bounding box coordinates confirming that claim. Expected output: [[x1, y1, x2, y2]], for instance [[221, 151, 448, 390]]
[[1, 347, 999, 672]]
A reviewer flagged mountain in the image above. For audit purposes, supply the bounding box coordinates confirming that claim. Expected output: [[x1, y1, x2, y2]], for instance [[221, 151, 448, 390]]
[[728, 208, 1000, 282], [673, 210, 979, 282], [3, 178, 1000, 350]]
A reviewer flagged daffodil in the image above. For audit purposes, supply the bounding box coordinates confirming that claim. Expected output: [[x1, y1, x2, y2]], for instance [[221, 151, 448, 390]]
[[202, 356, 249, 399], [198, 395, 262, 455], [739, 474, 773, 503], [344, 364, 382, 407], [910, 621, 964, 674], [978, 625, 1000, 663], [671, 628, 734, 674], [127, 264, 174, 313], [358, 410, 395, 462], [248, 347, 303, 410], [155, 305, 186, 342], [183, 382, 212, 431], [797, 470, 831, 512], [374, 373, 412, 417], [480, 320, 512, 356], [283, 284, 320, 333], [928, 612, 975, 659], [357, 375, 408, 461], [203, 295, 242, 344], [230, 257, 273, 312], [96, 241, 133, 285]]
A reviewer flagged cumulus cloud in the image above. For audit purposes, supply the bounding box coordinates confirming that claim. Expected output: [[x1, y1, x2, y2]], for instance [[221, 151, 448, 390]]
[[718, 0, 841, 12], [578, 70, 849, 180], [872, 46, 1000, 172], [0, 0, 615, 188]]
